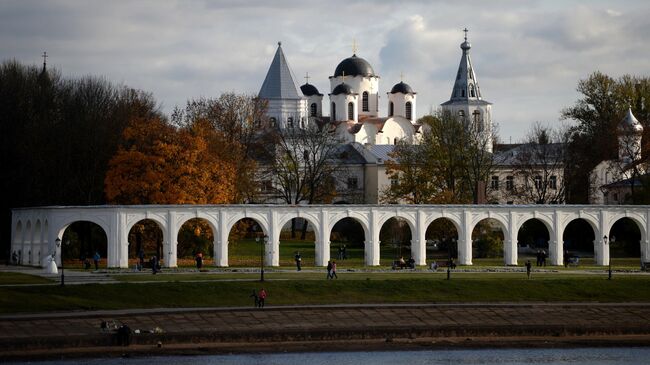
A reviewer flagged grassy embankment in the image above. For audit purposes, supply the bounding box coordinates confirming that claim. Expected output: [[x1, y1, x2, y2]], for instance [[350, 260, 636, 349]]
[[1, 272, 650, 314]]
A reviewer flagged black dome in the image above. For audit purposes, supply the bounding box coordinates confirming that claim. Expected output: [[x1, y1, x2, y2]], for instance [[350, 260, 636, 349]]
[[390, 81, 415, 94], [300, 83, 322, 96], [333, 54, 375, 77], [331, 83, 354, 95]]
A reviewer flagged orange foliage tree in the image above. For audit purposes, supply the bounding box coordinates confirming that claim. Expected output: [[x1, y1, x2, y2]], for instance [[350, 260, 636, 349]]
[[105, 116, 237, 204]]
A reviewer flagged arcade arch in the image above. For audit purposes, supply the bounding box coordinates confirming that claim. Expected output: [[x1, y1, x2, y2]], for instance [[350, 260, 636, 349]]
[[60, 221, 108, 269], [379, 217, 413, 267], [562, 218, 596, 266], [471, 218, 505, 262], [177, 218, 215, 267], [128, 219, 164, 268]]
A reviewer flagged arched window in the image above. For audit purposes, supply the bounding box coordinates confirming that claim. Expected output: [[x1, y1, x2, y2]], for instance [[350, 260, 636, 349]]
[[461, 88, 466, 97], [472, 110, 482, 131], [287, 117, 294, 128], [393, 138, 398, 145], [270, 117, 277, 127], [405, 101, 412, 120], [389, 101, 394, 116], [310, 103, 317, 117], [348, 102, 354, 120], [458, 110, 465, 121], [362, 91, 369, 112], [469, 85, 475, 97], [331, 102, 336, 121]]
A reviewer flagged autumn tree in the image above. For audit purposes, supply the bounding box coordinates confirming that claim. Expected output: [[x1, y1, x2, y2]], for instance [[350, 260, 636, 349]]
[[171, 93, 267, 203], [105, 116, 237, 204]]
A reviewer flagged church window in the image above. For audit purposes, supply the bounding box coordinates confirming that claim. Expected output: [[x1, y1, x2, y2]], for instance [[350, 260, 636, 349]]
[[534, 176, 542, 189], [393, 138, 398, 145], [261, 180, 273, 192], [348, 102, 354, 120], [469, 68, 473, 79], [270, 117, 277, 127], [461, 89, 466, 97], [470, 85, 476, 97], [405, 102, 412, 120], [362, 92, 369, 112], [550, 176, 557, 190], [347, 177, 358, 190], [506, 176, 514, 190], [458, 110, 465, 121], [472, 110, 482, 131], [310, 103, 317, 117], [490, 176, 499, 190], [331, 103, 336, 121], [389, 101, 394, 116], [287, 117, 294, 128]]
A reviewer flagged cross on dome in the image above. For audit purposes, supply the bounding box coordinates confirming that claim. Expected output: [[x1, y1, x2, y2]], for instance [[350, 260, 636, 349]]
[[463, 28, 468, 41], [352, 39, 358, 55], [304, 72, 310, 84]]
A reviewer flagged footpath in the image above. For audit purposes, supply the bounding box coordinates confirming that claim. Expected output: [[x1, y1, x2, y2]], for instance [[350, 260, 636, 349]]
[[2, 303, 650, 360]]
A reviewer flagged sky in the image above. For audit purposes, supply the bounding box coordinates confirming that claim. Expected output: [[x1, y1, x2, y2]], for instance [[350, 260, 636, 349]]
[[1, 0, 649, 142]]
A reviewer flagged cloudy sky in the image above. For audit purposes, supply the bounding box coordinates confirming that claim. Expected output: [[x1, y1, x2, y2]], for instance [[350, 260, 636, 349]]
[[2, 0, 649, 141]]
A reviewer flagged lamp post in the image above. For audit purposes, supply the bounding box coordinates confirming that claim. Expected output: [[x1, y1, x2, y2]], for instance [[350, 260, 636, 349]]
[[255, 234, 266, 282], [604, 235, 612, 280]]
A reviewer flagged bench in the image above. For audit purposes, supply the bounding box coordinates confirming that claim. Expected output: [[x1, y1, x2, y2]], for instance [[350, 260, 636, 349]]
[[567, 256, 580, 267], [392, 260, 414, 270]]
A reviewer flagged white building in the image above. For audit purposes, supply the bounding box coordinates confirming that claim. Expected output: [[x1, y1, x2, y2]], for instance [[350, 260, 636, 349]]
[[591, 107, 646, 204]]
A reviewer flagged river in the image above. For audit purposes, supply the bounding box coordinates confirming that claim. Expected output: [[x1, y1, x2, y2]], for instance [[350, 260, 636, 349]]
[[5, 347, 650, 364]]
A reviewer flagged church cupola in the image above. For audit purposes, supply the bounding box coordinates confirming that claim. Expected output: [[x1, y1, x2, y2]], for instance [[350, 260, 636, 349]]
[[618, 107, 644, 163], [441, 29, 493, 152], [300, 73, 323, 118], [387, 81, 417, 121], [329, 81, 358, 122], [330, 43, 380, 119]]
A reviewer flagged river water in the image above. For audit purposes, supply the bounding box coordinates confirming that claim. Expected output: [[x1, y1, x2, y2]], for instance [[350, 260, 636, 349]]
[[6, 347, 650, 365]]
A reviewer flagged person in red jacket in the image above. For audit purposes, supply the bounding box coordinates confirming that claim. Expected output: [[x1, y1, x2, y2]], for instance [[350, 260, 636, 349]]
[[258, 288, 267, 308]]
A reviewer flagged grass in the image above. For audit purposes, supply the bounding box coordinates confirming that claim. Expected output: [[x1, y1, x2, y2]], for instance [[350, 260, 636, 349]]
[[0, 272, 52, 285], [2, 273, 650, 314]]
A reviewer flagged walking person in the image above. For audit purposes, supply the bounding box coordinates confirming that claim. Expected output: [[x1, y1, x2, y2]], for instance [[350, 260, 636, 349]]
[[525, 260, 532, 279], [331, 261, 338, 279], [342, 244, 347, 260], [294, 251, 302, 271], [93, 251, 101, 270], [195, 252, 203, 270], [541, 250, 547, 267], [326, 260, 333, 279], [258, 288, 267, 308], [150, 256, 158, 274]]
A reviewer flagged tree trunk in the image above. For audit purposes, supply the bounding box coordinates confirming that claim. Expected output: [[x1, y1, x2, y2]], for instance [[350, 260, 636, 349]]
[[300, 220, 308, 240], [291, 218, 296, 239]]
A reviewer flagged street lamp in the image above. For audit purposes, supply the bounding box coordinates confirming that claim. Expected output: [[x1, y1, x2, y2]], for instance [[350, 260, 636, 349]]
[[604, 235, 612, 280], [255, 233, 266, 282]]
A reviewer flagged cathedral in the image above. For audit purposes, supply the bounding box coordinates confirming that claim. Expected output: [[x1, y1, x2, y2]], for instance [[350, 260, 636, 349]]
[[258, 31, 493, 149], [257, 32, 496, 204]]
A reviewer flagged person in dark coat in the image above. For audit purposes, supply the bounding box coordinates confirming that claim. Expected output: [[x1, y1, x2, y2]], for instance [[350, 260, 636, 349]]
[[294, 252, 302, 271]]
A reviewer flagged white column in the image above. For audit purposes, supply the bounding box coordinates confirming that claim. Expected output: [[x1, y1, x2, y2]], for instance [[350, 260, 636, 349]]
[[458, 210, 472, 265], [504, 240, 516, 265], [317, 210, 330, 267], [110, 210, 126, 268], [215, 210, 229, 267], [414, 210, 426, 266], [368, 210, 380, 266], [597, 210, 608, 266], [165, 211, 178, 268], [269, 210, 280, 267], [505, 211, 517, 266]]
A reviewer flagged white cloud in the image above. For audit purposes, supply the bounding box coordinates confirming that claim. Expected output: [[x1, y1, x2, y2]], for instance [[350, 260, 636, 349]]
[[1, 0, 650, 140]]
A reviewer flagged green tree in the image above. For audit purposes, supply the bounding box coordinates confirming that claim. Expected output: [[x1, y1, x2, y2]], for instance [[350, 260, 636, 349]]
[[562, 72, 650, 203]]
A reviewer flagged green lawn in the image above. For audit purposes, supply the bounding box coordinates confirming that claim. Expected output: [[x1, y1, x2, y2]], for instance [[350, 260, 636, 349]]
[[0, 272, 52, 285], [2, 273, 650, 314]]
